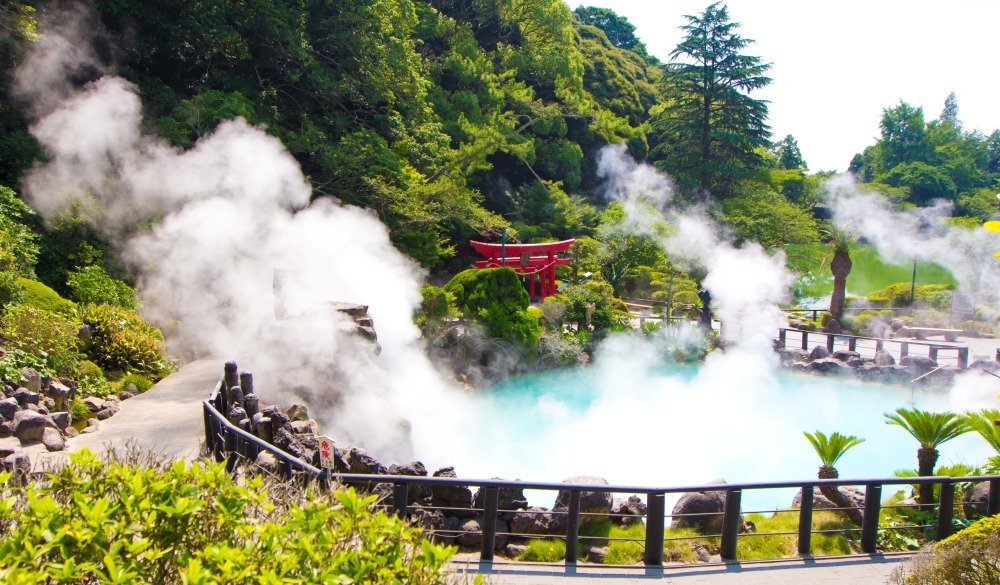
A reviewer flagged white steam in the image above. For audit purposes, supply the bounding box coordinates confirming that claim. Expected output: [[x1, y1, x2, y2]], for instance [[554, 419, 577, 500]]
[[596, 144, 792, 348]]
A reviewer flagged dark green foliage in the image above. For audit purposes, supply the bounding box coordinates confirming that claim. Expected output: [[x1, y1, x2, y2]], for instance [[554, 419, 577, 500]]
[[564, 278, 615, 331], [719, 190, 820, 248], [15, 277, 77, 315], [443, 269, 481, 311], [67, 265, 138, 311], [771, 134, 806, 170], [419, 284, 454, 321], [652, 2, 772, 197], [461, 268, 540, 346], [80, 303, 172, 378], [0, 185, 38, 311]]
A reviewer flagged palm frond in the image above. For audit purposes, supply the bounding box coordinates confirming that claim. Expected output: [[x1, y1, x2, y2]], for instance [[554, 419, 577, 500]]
[[964, 409, 1000, 454], [803, 430, 865, 467], [885, 408, 971, 448]]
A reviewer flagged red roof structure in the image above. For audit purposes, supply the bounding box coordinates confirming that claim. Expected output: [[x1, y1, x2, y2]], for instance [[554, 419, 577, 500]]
[[468, 239, 575, 301]]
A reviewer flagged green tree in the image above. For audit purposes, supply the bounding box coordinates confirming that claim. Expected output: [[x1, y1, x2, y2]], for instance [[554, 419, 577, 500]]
[[719, 190, 819, 248], [876, 101, 929, 170], [939, 91, 959, 125], [652, 1, 771, 197], [450, 267, 540, 347], [803, 431, 865, 525], [884, 408, 971, 507], [771, 134, 806, 170], [573, 5, 645, 54], [964, 409, 1000, 454]]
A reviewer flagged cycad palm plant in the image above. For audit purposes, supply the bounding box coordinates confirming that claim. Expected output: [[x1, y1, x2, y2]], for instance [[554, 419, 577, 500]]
[[964, 408, 1000, 453], [804, 431, 865, 525], [885, 408, 971, 506]]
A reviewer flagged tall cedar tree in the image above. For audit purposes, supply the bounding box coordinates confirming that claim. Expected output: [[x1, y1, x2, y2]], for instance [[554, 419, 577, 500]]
[[652, 2, 771, 198]]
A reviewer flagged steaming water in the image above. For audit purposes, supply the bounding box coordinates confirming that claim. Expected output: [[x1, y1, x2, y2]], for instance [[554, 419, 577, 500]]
[[428, 361, 997, 512]]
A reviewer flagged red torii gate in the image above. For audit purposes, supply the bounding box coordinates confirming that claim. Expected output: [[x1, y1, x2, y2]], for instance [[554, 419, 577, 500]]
[[469, 239, 575, 301]]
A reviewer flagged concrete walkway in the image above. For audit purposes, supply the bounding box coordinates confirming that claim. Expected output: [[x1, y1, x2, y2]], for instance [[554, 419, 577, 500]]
[[451, 555, 909, 584], [22, 359, 224, 470]]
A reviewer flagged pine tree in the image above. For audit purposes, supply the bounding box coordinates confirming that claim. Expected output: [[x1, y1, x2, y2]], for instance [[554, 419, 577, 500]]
[[652, 2, 771, 198], [940, 91, 959, 125]]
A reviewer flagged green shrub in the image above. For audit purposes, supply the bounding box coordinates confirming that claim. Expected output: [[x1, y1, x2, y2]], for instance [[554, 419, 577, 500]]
[[868, 283, 956, 308], [77, 359, 104, 380], [67, 265, 138, 310], [0, 450, 455, 584], [0, 304, 81, 376], [117, 373, 154, 393], [419, 284, 454, 322], [80, 303, 172, 378], [443, 269, 480, 311], [71, 396, 90, 422], [459, 268, 540, 347], [16, 277, 77, 315], [891, 515, 1000, 584]]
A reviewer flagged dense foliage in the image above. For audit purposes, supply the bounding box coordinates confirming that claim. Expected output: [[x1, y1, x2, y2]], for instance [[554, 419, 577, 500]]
[[0, 450, 455, 585]]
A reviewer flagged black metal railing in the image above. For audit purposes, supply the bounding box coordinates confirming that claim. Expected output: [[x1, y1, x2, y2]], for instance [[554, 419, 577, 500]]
[[203, 371, 1000, 566], [777, 327, 969, 369]]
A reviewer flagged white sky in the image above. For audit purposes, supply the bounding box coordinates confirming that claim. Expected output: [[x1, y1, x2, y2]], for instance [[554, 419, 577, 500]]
[[567, 0, 1000, 173]]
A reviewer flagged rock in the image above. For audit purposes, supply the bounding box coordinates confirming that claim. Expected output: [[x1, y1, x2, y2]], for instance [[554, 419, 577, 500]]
[[80, 426, 98, 434], [64, 426, 79, 438], [19, 368, 41, 393], [671, 482, 740, 534], [553, 476, 612, 526], [692, 543, 712, 563], [970, 360, 1000, 374], [47, 381, 71, 411], [808, 345, 831, 361], [83, 396, 105, 412], [0, 421, 13, 438], [13, 388, 39, 407], [227, 405, 247, 426], [286, 404, 309, 422], [0, 397, 19, 421], [87, 418, 100, 427], [901, 355, 938, 376], [388, 461, 428, 476], [2, 452, 30, 476], [504, 544, 528, 558], [825, 319, 842, 334], [41, 427, 65, 451], [583, 545, 610, 563], [430, 467, 474, 513], [510, 507, 555, 535], [611, 495, 647, 526], [791, 486, 865, 510], [50, 412, 70, 429], [347, 447, 386, 475], [119, 391, 135, 400], [456, 518, 482, 547], [474, 481, 528, 512], [255, 451, 282, 475], [963, 482, 991, 519], [13, 410, 47, 441], [290, 420, 318, 435], [251, 413, 273, 442], [832, 350, 860, 362], [807, 358, 851, 375], [778, 348, 809, 365], [873, 350, 896, 366], [96, 402, 120, 421]]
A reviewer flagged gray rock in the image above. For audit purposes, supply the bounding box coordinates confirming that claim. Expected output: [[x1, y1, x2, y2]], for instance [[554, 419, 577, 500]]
[[13, 388, 39, 407], [87, 417, 100, 427], [3, 452, 30, 475], [41, 427, 65, 451], [50, 412, 70, 429], [431, 467, 474, 511], [825, 319, 843, 334], [832, 350, 860, 362], [0, 421, 13, 438], [583, 545, 610, 563], [970, 360, 1000, 374], [693, 543, 711, 563], [778, 348, 809, 365], [290, 420, 318, 435], [20, 368, 41, 393], [0, 397, 19, 421], [456, 518, 482, 547], [348, 447, 386, 475], [64, 426, 79, 438], [504, 544, 528, 558], [13, 410, 47, 441], [474, 481, 528, 512], [901, 355, 938, 376], [227, 405, 247, 426], [119, 391, 135, 400], [509, 507, 554, 535], [96, 402, 120, 421], [963, 482, 990, 519], [873, 350, 896, 366], [808, 345, 831, 361], [388, 461, 428, 476], [671, 482, 741, 534], [554, 476, 612, 526], [791, 486, 865, 510], [808, 358, 851, 375], [80, 426, 98, 434], [83, 396, 105, 412], [611, 495, 647, 526], [255, 451, 282, 475], [286, 404, 309, 422]]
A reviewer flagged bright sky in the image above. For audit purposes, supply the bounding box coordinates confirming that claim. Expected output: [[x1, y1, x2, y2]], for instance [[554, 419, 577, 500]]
[[566, 0, 1000, 173]]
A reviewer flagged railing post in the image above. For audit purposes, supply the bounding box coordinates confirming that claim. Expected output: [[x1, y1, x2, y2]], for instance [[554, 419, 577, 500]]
[[861, 484, 882, 553], [203, 403, 214, 451], [225, 429, 238, 473], [989, 480, 1000, 517], [937, 481, 955, 540], [849, 337, 857, 352], [565, 490, 581, 564], [480, 487, 498, 562], [900, 342, 909, 359], [801, 331, 809, 351], [393, 483, 409, 518], [644, 493, 665, 567], [930, 347, 939, 363], [778, 329, 787, 348], [958, 347, 968, 369], [826, 335, 835, 353], [876, 339, 884, 352], [720, 489, 742, 561], [798, 485, 814, 555]]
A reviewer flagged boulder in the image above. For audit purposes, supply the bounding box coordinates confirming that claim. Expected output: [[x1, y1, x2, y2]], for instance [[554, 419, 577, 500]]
[[13, 410, 46, 441], [2, 452, 30, 476], [873, 350, 896, 366], [50, 412, 70, 430], [611, 495, 647, 526], [347, 447, 386, 475], [791, 486, 865, 510], [80, 426, 98, 434], [509, 507, 558, 535], [0, 421, 13, 438], [41, 427, 65, 452], [825, 319, 843, 334], [83, 396, 105, 412], [583, 545, 610, 563], [96, 402, 120, 421], [430, 467, 474, 512], [554, 476, 613, 524], [671, 482, 741, 534], [0, 397, 19, 421], [474, 481, 528, 512], [808, 345, 831, 361], [456, 518, 482, 547], [962, 482, 990, 519], [286, 404, 309, 422], [13, 388, 39, 407], [251, 413, 273, 442], [969, 360, 1000, 374], [901, 355, 938, 377], [504, 544, 528, 558], [46, 381, 71, 411], [255, 451, 282, 476], [19, 368, 41, 393], [119, 391, 135, 400], [832, 350, 860, 362], [778, 348, 809, 365], [807, 358, 851, 375], [64, 426, 79, 438], [290, 420, 318, 435]]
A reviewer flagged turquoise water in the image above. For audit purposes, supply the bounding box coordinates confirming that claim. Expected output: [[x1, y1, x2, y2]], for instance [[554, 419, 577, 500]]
[[434, 352, 997, 512]]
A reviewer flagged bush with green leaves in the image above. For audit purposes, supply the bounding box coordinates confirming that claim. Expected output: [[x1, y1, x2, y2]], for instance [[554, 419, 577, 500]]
[[117, 372, 154, 393], [67, 265, 138, 310], [0, 304, 81, 376], [448, 268, 541, 347], [868, 283, 955, 309], [0, 450, 457, 585], [15, 277, 77, 315], [80, 303, 172, 378], [890, 514, 1000, 585], [0, 185, 39, 312]]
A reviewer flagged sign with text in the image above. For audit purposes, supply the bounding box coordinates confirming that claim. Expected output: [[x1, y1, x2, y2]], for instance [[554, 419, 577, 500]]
[[319, 436, 337, 469]]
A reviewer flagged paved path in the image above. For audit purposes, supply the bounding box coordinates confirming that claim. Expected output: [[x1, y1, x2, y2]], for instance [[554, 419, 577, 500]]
[[16, 359, 224, 470], [451, 555, 909, 584]]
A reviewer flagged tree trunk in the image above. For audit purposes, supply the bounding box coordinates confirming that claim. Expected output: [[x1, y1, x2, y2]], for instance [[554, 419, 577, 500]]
[[916, 447, 939, 508], [818, 465, 864, 526], [829, 249, 852, 320]]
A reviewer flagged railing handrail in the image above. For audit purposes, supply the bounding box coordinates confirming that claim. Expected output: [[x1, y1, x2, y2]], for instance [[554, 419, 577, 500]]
[[777, 327, 964, 350]]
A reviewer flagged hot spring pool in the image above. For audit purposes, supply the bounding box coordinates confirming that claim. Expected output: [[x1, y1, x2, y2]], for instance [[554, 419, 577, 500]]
[[406, 346, 999, 512]]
